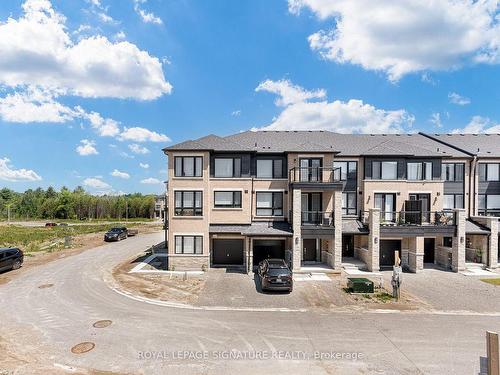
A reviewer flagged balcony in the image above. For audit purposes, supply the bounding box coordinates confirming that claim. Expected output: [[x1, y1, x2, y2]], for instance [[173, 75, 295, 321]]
[[300, 210, 335, 236], [289, 167, 344, 190]]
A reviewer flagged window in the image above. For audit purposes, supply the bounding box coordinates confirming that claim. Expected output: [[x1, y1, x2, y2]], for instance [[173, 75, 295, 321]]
[[443, 237, 453, 247], [174, 191, 203, 216], [407, 162, 432, 180], [334, 161, 357, 181], [442, 163, 464, 182], [214, 158, 241, 178], [256, 192, 283, 216], [174, 156, 202, 177], [443, 194, 464, 210], [214, 191, 242, 208], [374, 193, 396, 222], [256, 159, 283, 178], [342, 192, 357, 215], [175, 236, 203, 254], [479, 163, 500, 182], [372, 161, 397, 179], [479, 194, 500, 215]]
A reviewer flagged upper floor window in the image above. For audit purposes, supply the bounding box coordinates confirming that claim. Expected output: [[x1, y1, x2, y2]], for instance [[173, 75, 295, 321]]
[[214, 157, 241, 178], [334, 161, 357, 181], [174, 191, 203, 216], [442, 163, 464, 182], [342, 192, 357, 216], [407, 161, 432, 180], [256, 159, 283, 178], [175, 235, 203, 254], [372, 161, 397, 180], [479, 163, 500, 182], [478, 194, 500, 216], [174, 156, 203, 177], [443, 194, 464, 210], [256, 192, 283, 216], [214, 191, 242, 208]]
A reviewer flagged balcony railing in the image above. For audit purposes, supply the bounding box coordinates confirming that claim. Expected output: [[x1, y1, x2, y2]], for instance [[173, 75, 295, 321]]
[[301, 211, 334, 226], [289, 167, 342, 184], [478, 209, 500, 217], [361, 210, 455, 226]]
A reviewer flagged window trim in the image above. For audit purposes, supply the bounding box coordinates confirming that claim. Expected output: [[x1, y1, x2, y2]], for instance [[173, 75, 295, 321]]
[[174, 156, 203, 177], [213, 157, 242, 178], [174, 190, 203, 216], [255, 191, 284, 217], [174, 235, 203, 254], [214, 190, 242, 208]]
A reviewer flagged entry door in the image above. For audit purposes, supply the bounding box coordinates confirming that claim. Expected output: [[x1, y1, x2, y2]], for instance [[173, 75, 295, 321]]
[[374, 193, 396, 223], [303, 239, 317, 261], [300, 158, 322, 182], [380, 240, 401, 267], [409, 194, 430, 222], [342, 235, 354, 257], [424, 238, 435, 263]]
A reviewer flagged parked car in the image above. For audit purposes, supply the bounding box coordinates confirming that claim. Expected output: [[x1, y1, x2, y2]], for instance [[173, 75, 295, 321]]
[[0, 248, 24, 272], [257, 258, 293, 293], [58, 223, 69, 227], [104, 227, 128, 242], [45, 222, 57, 227]]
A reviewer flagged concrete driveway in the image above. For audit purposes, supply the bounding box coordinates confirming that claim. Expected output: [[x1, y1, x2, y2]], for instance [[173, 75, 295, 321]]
[[0, 232, 498, 375]]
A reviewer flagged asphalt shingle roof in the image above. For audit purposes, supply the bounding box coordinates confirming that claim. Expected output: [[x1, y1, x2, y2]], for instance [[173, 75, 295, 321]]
[[421, 133, 500, 157], [209, 222, 293, 236]]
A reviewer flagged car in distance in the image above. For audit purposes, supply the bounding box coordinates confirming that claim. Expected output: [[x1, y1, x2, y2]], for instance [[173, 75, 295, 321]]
[[45, 222, 57, 227], [0, 248, 24, 272], [104, 227, 128, 242], [127, 228, 138, 236], [257, 258, 293, 293]]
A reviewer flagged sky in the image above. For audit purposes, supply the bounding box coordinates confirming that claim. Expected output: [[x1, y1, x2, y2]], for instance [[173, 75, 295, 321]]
[[0, 0, 499, 194]]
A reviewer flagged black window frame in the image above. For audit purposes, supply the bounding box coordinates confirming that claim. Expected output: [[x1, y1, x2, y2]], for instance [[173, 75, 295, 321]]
[[443, 193, 464, 210], [256, 191, 284, 216], [334, 161, 357, 181], [174, 191, 203, 216], [214, 191, 242, 208], [174, 235, 203, 254], [372, 161, 398, 180], [174, 156, 203, 177], [213, 157, 242, 178], [443, 237, 453, 247], [478, 194, 500, 216], [442, 163, 464, 182], [407, 161, 433, 181], [342, 191, 357, 216], [479, 163, 500, 182], [256, 158, 284, 179]]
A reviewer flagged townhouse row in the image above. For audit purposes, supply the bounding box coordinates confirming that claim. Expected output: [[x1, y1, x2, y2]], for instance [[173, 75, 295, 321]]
[[163, 131, 500, 273]]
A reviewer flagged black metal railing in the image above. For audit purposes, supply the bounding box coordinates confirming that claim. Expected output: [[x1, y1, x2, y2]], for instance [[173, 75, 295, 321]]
[[301, 211, 334, 226], [361, 210, 455, 226], [289, 167, 342, 183], [478, 209, 500, 217]]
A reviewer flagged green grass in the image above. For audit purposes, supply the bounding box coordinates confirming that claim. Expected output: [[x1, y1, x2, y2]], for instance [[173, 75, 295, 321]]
[[0, 223, 140, 252], [481, 278, 500, 286]]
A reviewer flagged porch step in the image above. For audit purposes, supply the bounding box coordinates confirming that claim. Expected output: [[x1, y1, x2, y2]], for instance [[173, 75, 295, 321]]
[[465, 262, 486, 270]]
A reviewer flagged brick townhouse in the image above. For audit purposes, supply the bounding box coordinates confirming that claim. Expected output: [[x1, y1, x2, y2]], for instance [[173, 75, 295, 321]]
[[162, 131, 500, 273]]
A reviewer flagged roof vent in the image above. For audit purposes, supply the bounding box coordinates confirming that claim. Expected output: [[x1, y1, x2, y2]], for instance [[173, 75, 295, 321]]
[[254, 142, 257, 147], [477, 147, 480, 152], [437, 147, 440, 152]]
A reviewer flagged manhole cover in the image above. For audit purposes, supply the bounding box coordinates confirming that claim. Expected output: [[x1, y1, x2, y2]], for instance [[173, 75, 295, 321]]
[[38, 283, 54, 289], [71, 342, 95, 354], [93, 320, 112, 328]]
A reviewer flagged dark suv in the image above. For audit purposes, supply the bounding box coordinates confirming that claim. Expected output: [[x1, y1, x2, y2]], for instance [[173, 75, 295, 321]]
[[0, 248, 24, 272], [104, 227, 128, 242], [257, 258, 293, 293]]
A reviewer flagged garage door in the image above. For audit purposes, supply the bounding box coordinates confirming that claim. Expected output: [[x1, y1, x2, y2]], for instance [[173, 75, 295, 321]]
[[212, 239, 244, 266], [380, 240, 401, 268], [253, 239, 285, 266]]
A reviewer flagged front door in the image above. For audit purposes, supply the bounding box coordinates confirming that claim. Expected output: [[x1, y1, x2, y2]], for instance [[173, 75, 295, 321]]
[[342, 235, 354, 257], [380, 240, 401, 267], [303, 239, 317, 262], [424, 238, 435, 263]]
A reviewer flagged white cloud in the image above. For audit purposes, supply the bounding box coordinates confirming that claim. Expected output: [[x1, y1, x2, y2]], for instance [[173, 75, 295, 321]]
[[290, 0, 500, 81], [76, 139, 98, 156], [133, 0, 163, 25], [254, 79, 413, 133], [141, 177, 161, 184], [128, 143, 150, 154], [256, 79, 326, 107], [84, 111, 120, 137], [114, 31, 126, 40], [110, 169, 130, 179], [448, 92, 471, 106], [0, 0, 171, 100], [120, 127, 170, 142], [429, 113, 442, 128], [139, 163, 149, 169], [83, 177, 111, 189], [0, 157, 42, 181], [231, 110, 241, 117], [452, 116, 500, 134]]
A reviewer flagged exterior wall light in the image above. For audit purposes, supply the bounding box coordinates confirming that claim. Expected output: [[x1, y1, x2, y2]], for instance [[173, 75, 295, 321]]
[[460, 236, 464, 244], [374, 237, 378, 244]]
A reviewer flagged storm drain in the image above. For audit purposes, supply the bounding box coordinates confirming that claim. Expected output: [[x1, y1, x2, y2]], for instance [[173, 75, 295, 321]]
[[93, 320, 112, 328], [71, 342, 95, 354], [38, 283, 53, 289]]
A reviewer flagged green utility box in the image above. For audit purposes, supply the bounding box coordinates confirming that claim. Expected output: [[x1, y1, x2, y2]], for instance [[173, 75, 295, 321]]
[[347, 278, 374, 293]]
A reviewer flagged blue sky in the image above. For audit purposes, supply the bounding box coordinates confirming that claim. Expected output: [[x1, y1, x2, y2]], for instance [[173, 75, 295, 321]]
[[0, 0, 499, 194]]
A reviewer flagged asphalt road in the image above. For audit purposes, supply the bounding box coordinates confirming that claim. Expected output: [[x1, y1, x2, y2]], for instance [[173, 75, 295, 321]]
[[0, 231, 497, 375]]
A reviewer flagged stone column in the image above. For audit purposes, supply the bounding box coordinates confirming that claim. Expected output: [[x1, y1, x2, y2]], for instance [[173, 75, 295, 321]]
[[408, 237, 424, 273], [473, 216, 498, 269], [452, 209, 466, 272], [368, 208, 380, 272], [292, 188, 302, 271], [333, 189, 342, 270]]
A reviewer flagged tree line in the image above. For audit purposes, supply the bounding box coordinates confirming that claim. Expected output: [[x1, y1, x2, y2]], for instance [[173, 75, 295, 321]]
[[0, 187, 157, 220]]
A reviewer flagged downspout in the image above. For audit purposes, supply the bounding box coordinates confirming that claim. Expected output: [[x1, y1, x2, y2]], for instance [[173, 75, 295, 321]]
[[470, 156, 477, 217]]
